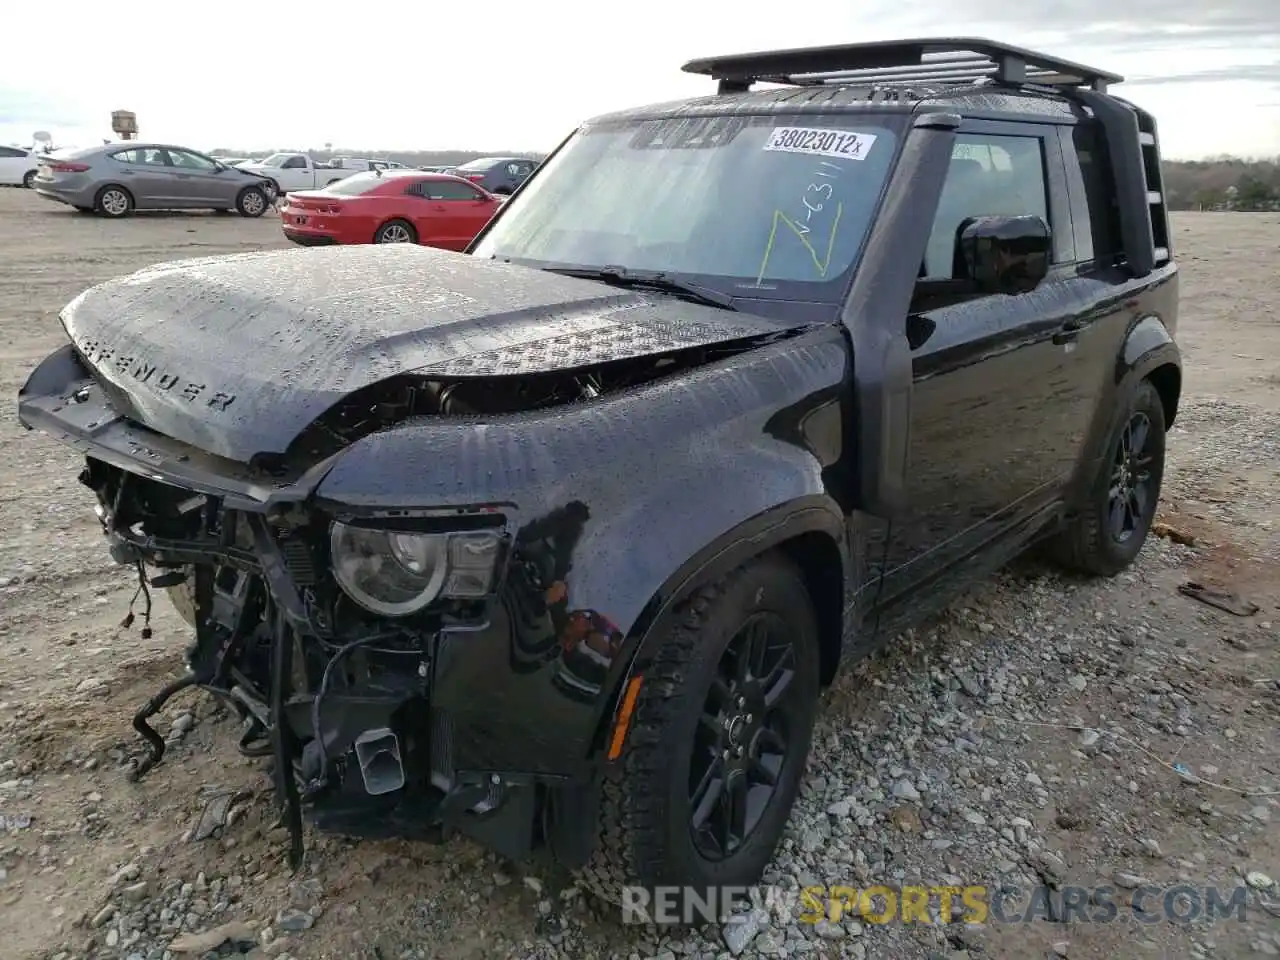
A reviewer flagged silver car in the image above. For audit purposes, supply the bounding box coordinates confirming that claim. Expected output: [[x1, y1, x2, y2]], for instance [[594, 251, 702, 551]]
[[34, 143, 275, 218]]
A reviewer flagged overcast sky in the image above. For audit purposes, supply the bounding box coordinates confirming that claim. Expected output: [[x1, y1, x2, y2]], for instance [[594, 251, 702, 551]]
[[1, 1, 1276, 159]]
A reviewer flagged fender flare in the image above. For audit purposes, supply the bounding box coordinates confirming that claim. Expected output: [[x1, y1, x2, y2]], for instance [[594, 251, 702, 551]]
[[1120, 313, 1181, 426], [589, 494, 849, 758]]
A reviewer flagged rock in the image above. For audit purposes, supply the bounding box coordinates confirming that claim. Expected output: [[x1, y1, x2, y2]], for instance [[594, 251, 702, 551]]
[[1079, 730, 1100, 748], [1115, 873, 1149, 890], [1067, 675, 1087, 693], [109, 863, 140, 886], [1249, 806, 1271, 822], [891, 779, 921, 802], [1245, 871, 1274, 890], [91, 906, 116, 928], [1052, 942, 1070, 957], [1138, 838, 1162, 857], [121, 880, 149, 903], [826, 800, 852, 817], [169, 921, 257, 954], [275, 908, 315, 932], [963, 811, 987, 826], [722, 910, 766, 956]]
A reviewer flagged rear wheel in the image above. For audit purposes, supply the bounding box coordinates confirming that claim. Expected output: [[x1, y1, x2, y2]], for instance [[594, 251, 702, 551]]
[[577, 552, 821, 906], [236, 186, 268, 218], [95, 185, 133, 217], [374, 219, 416, 244], [1046, 378, 1166, 576], [22, 170, 36, 189]]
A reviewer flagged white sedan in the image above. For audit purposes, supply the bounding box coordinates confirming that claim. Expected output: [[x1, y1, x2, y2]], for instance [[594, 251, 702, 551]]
[[0, 146, 41, 188]]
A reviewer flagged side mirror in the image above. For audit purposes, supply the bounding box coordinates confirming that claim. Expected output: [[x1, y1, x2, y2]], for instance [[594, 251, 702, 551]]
[[956, 214, 1050, 296]]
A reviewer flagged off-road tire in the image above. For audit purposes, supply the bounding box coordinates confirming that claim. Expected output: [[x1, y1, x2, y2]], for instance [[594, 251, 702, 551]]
[[22, 170, 37, 189], [1046, 378, 1166, 577], [374, 219, 417, 244], [576, 552, 821, 907], [95, 185, 134, 218], [236, 186, 268, 218]]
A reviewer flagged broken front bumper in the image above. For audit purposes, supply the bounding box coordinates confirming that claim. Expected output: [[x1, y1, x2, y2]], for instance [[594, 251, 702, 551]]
[[18, 345, 621, 866]]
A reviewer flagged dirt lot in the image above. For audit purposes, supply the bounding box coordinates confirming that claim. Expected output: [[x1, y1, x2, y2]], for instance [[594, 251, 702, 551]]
[[0, 189, 1277, 960]]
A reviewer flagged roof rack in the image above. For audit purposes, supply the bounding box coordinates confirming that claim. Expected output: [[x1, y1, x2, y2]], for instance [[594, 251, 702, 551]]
[[682, 37, 1123, 95]]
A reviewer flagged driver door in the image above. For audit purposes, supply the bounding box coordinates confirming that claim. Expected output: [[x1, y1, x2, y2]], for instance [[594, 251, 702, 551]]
[[874, 122, 1096, 617], [165, 148, 225, 204]]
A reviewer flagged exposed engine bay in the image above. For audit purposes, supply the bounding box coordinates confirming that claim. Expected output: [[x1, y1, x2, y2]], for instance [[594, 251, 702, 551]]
[[286, 339, 767, 463]]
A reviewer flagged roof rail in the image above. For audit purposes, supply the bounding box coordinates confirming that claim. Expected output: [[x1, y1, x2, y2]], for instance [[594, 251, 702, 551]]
[[682, 37, 1123, 95]]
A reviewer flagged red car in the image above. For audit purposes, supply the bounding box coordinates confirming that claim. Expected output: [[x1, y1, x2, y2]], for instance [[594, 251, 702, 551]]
[[279, 170, 503, 249]]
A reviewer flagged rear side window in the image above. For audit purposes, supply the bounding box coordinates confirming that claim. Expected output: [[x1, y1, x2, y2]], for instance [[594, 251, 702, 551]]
[[1067, 123, 1123, 263], [0, 146, 27, 158], [417, 180, 485, 200], [112, 148, 169, 165], [323, 172, 389, 195]]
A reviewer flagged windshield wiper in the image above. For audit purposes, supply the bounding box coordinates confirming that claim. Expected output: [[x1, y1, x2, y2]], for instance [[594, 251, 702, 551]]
[[545, 265, 737, 311]]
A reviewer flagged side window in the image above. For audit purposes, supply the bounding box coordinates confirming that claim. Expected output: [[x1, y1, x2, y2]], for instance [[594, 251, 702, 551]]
[[168, 149, 218, 171], [1067, 123, 1123, 264], [282, 155, 307, 170], [0, 146, 25, 158], [141, 148, 169, 166], [111, 149, 141, 164], [505, 162, 521, 176], [422, 180, 485, 201], [923, 134, 1049, 280], [402, 181, 423, 198]]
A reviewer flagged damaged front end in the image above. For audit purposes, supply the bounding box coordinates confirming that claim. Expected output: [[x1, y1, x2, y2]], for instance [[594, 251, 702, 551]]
[[17, 245, 822, 870], [88, 452, 523, 867]]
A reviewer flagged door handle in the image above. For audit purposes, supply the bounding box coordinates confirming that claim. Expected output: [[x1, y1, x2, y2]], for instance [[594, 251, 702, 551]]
[[1052, 318, 1083, 345]]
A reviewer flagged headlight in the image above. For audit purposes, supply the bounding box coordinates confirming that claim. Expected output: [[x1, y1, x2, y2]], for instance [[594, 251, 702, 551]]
[[329, 522, 502, 617]]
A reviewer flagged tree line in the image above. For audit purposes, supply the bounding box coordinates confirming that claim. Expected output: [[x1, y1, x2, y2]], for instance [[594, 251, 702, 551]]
[[208, 147, 546, 169], [211, 146, 1280, 212], [1163, 156, 1279, 211]]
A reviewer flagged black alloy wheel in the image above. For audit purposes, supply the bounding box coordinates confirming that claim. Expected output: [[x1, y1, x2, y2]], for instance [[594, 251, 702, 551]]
[[1108, 410, 1157, 545], [689, 612, 798, 860]]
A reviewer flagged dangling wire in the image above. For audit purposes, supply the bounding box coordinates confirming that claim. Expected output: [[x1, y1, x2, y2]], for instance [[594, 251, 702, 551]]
[[120, 560, 154, 638], [121, 560, 155, 639]]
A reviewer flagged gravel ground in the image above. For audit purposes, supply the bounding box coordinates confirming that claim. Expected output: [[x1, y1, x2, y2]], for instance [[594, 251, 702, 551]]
[[0, 190, 1277, 960]]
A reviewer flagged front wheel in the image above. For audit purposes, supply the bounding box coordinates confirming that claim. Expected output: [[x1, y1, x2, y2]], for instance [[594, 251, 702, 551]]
[[1046, 378, 1167, 576], [577, 552, 821, 907], [236, 186, 268, 218], [22, 170, 36, 189], [374, 219, 416, 244], [95, 185, 133, 217]]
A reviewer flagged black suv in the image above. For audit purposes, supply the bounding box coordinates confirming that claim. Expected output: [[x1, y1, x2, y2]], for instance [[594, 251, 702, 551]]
[[17, 38, 1178, 906]]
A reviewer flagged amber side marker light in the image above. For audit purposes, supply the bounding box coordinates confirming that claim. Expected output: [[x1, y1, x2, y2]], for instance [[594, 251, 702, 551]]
[[607, 675, 645, 760]]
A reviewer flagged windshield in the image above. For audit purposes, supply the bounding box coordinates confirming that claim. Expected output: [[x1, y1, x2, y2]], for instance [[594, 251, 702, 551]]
[[472, 114, 899, 299], [455, 157, 500, 172], [258, 153, 293, 168]]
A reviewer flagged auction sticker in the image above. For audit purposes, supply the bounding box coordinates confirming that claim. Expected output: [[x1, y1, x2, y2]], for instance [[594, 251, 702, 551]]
[[764, 127, 877, 160]]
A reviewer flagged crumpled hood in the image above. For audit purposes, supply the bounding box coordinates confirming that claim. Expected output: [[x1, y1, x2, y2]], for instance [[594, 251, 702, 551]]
[[60, 244, 787, 464]]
